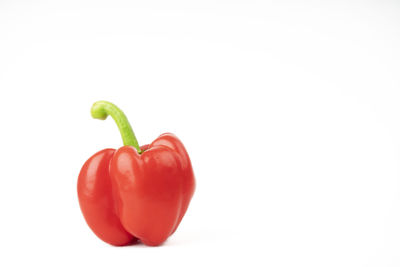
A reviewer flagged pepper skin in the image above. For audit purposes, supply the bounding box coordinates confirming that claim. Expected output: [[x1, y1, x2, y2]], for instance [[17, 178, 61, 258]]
[[77, 101, 195, 246], [77, 148, 136, 246]]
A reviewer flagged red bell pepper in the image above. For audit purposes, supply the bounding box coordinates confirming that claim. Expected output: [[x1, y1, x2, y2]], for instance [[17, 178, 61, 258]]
[[77, 101, 195, 246]]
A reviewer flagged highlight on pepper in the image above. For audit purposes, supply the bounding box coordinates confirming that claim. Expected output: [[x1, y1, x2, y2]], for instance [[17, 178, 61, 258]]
[[77, 100, 195, 246]]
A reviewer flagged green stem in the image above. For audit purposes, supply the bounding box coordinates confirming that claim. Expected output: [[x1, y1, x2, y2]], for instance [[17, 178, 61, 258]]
[[91, 101, 141, 153]]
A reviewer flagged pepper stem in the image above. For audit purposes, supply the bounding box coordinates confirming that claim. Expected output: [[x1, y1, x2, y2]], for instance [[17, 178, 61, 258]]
[[91, 101, 141, 153]]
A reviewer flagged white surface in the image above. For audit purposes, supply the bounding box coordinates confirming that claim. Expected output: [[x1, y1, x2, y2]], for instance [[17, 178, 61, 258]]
[[1, 0, 400, 266]]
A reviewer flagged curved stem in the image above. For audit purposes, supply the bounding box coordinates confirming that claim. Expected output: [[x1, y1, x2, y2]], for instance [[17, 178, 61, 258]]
[[91, 101, 141, 153]]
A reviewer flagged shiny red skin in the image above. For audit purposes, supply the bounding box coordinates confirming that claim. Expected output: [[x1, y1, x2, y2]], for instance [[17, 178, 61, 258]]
[[77, 149, 136, 246], [78, 133, 195, 246]]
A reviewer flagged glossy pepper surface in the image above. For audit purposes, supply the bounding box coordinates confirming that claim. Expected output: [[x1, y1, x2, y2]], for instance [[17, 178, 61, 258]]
[[78, 101, 195, 246]]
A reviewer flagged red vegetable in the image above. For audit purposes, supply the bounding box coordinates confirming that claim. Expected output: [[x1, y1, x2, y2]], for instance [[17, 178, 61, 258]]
[[78, 101, 195, 246]]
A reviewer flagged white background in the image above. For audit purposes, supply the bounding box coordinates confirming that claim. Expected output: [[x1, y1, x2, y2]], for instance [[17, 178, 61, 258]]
[[0, 0, 400, 266]]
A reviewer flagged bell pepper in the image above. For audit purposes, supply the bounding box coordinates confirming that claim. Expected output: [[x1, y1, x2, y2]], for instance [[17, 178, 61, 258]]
[[77, 101, 195, 246]]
